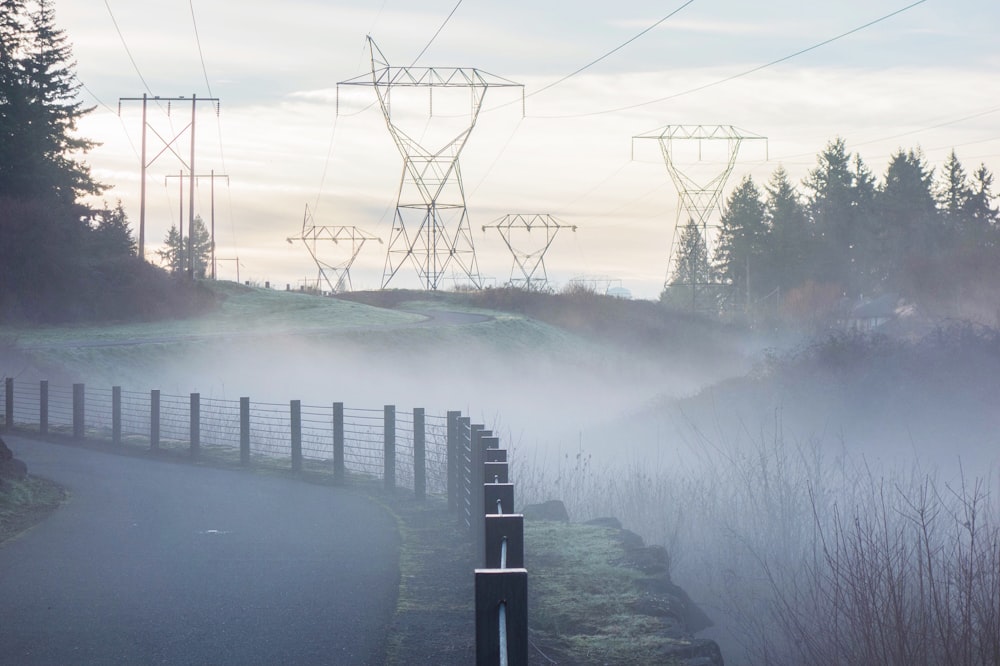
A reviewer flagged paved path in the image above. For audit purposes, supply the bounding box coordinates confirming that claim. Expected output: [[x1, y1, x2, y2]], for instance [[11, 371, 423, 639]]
[[0, 435, 400, 665]]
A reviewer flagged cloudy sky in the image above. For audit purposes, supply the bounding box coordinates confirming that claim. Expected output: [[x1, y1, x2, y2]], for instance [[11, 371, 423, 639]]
[[58, 0, 1000, 299]]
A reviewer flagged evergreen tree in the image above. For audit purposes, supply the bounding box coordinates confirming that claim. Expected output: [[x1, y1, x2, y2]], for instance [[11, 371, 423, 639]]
[[90, 200, 137, 259], [0, 0, 100, 203], [715, 175, 767, 305], [157, 216, 212, 277], [764, 165, 810, 295], [876, 148, 940, 292], [967, 164, 1000, 246], [803, 138, 858, 292], [663, 219, 715, 311]]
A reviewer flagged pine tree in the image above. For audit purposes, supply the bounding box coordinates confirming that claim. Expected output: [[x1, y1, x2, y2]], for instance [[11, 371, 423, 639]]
[[967, 164, 999, 247], [157, 216, 212, 277], [804, 138, 857, 291], [0, 0, 100, 203], [90, 200, 137, 259], [764, 165, 810, 295], [715, 175, 766, 305], [876, 148, 940, 292], [662, 219, 715, 311]]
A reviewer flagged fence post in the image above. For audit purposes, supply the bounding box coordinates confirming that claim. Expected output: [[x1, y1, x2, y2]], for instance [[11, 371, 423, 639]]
[[333, 402, 344, 482], [150, 390, 160, 450], [475, 568, 528, 666], [291, 399, 302, 472], [72, 383, 85, 440], [384, 405, 396, 491], [447, 410, 460, 510], [413, 407, 426, 500], [189, 392, 200, 456], [39, 380, 48, 435], [485, 483, 515, 517], [458, 417, 472, 529], [3, 377, 11, 431], [240, 397, 250, 465], [484, 514, 524, 569], [471, 425, 487, 563], [112, 386, 122, 447]]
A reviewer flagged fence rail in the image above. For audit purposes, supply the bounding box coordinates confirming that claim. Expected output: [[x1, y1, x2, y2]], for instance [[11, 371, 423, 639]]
[[2, 376, 529, 665], [0, 378, 443, 497]]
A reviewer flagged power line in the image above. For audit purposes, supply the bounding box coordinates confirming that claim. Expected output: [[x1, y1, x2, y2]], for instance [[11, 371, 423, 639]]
[[103, 0, 153, 96], [409, 0, 464, 67], [189, 0, 214, 98], [530, 0, 696, 99], [538, 0, 930, 120]]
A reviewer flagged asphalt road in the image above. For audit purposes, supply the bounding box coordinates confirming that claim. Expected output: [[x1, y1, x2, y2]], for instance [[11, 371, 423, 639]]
[[0, 435, 400, 665]]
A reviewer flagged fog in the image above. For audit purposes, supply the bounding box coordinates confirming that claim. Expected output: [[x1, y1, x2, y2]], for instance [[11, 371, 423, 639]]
[[7, 297, 1000, 666]]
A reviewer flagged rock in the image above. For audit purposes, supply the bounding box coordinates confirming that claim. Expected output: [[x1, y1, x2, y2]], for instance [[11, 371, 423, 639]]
[[584, 516, 621, 529], [521, 499, 569, 522], [660, 638, 725, 666], [0, 435, 28, 480]]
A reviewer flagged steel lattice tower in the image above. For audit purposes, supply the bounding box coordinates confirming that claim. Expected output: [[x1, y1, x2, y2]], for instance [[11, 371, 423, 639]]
[[483, 214, 576, 291], [633, 125, 766, 295], [338, 38, 523, 290], [286, 205, 382, 294]]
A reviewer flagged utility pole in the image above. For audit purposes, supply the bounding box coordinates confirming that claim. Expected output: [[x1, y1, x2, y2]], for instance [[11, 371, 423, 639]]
[[118, 94, 220, 263], [165, 171, 230, 278]]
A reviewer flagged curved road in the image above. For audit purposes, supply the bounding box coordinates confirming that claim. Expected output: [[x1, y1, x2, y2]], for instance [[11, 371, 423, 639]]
[[0, 435, 400, 665]]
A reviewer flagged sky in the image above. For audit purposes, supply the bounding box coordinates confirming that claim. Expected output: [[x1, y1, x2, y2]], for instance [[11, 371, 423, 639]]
[[55, 0, 1000, 299]]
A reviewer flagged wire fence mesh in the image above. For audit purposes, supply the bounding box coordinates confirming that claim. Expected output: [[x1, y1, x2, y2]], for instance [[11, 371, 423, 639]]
[[1, 379, 452, 495]]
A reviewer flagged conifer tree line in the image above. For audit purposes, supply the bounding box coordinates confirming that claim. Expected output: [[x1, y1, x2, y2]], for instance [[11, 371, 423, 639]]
[[0, 0, 211, 323], [668, 138, 1000, 319]]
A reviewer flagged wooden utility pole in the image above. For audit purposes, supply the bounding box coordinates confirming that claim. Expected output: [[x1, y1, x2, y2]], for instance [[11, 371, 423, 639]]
[[118, 94, 220, 264]]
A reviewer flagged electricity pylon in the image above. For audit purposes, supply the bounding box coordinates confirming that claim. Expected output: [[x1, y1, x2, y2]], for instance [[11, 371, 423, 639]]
[[286, 205, 382, 294], [337, 38, 523, 290], [482, 214, 576, 291], [632, 125, 766, 300]]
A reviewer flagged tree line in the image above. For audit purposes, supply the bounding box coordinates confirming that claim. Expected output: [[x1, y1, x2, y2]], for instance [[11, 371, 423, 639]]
[[666, 138, 1000, 322], [0, 0, 212, 323]]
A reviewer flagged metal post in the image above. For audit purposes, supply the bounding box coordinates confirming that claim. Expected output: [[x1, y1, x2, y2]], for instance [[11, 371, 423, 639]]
[[447, 410, 460, 510], [139, 93, 147, 258], [3, 377, 13, 431], [240, 397, 250, 465], [112, 386, 122, 447], [475, 568, 528, 666], [187, 93, 197, 279], [150, 389, 160, 450], [333, 402, 345, 482], [414, 407, 425, 499], [384, 405, 396, 490], [190, 392, 200, 456], [291, 400, 302, 472], [39, 380, 48, 435], [72, 383, 85, 440]]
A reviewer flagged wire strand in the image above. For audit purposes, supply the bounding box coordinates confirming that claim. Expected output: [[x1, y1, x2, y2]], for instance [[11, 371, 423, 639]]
[[534, 0, 930, 119], [530, 0, 696, 99], [410, 0, 464, 67]]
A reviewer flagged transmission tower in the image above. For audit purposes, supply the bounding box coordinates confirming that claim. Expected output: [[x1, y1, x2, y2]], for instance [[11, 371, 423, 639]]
[[632, 125, 766, 303], [337, 38, 523, 291], [286, 205, 382, 294], [482, 214, 576, 291]]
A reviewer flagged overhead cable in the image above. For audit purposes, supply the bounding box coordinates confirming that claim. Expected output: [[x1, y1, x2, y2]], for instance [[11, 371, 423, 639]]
[[530, 0, 696, 99], [543, 0, 930, 120]]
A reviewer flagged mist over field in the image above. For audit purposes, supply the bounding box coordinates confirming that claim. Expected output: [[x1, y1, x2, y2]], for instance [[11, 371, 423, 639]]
[[5, 285, 1000, 666]]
